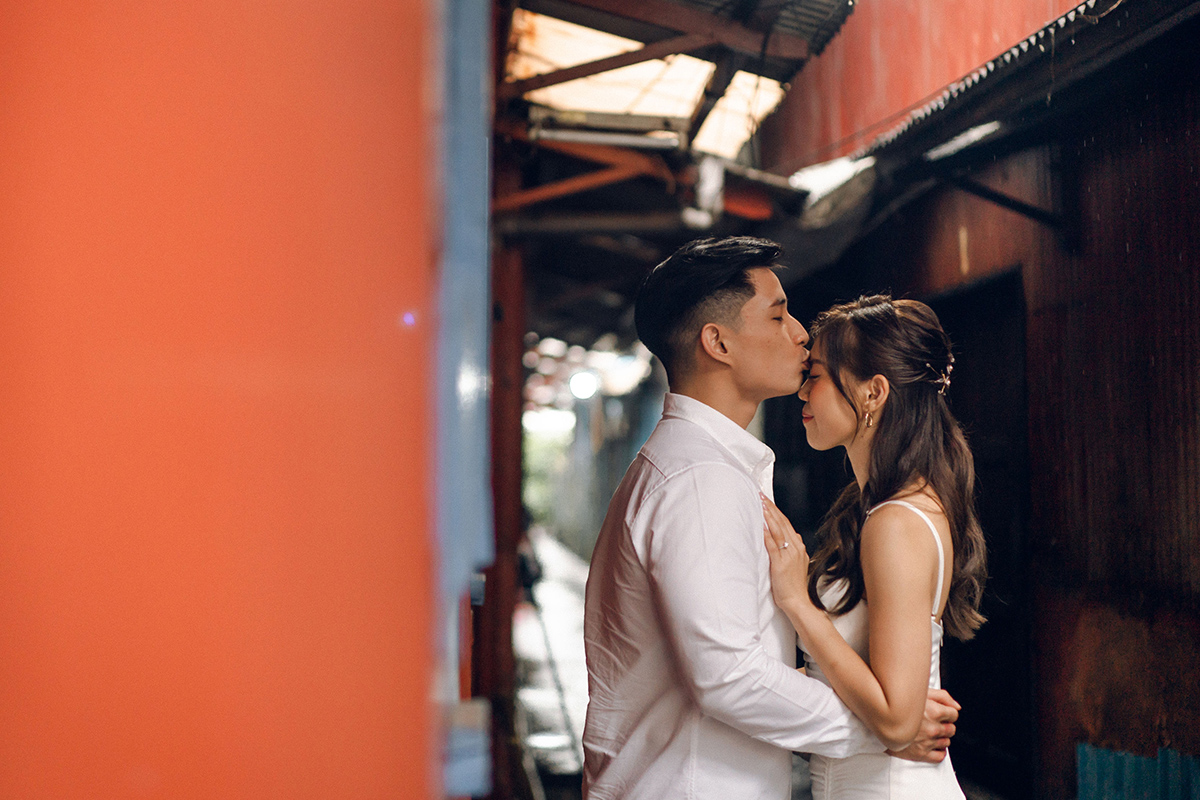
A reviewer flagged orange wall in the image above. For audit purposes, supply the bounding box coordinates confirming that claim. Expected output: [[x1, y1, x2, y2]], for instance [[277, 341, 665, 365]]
[[760, 0, 1081, 172], [0, 3, 436, 798]]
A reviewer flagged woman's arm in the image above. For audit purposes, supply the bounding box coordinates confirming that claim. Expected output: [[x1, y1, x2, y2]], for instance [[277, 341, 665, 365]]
[[762, 499, 940, 750]]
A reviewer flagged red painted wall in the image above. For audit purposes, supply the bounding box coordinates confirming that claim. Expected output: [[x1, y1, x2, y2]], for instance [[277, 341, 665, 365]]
[[760, 0, 1082, 172], [0, 3, 436, 797]]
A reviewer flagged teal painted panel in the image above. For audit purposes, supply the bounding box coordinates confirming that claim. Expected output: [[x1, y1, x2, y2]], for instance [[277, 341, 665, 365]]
[[1077, 743, 1200, 800]]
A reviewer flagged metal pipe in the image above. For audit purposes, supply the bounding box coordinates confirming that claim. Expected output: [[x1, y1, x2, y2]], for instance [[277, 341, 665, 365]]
[[531, 127, 682, 150]]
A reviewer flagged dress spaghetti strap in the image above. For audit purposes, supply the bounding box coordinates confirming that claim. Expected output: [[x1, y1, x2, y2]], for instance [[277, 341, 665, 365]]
[[866, 500, 946, 618]]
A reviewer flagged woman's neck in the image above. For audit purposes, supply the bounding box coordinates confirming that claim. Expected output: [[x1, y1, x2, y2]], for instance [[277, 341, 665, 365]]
[[847, 436, 873, 491]]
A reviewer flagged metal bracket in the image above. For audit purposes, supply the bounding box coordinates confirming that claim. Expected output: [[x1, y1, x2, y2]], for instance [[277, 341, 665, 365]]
[[947, 175, 1063, 229]]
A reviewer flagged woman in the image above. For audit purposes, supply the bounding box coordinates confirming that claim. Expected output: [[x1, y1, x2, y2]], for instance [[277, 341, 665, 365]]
[[762, 295, 987, 799]]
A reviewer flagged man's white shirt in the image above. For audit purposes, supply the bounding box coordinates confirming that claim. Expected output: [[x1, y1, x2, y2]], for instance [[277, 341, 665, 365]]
[[582, 393, 882, 800]]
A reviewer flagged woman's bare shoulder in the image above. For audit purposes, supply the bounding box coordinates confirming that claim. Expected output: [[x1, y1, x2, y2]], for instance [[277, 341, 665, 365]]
[[860, 493, 942, 567]]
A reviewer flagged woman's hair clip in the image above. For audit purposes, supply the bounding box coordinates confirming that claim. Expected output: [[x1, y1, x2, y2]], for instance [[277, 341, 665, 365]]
[[926, 361, 954, 395]]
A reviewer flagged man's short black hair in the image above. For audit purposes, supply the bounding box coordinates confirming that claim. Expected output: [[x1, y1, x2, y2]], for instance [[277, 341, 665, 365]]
[[634, 236, 784, 379]]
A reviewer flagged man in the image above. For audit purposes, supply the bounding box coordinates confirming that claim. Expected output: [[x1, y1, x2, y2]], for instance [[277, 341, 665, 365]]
[[582, 237, 959, 799]]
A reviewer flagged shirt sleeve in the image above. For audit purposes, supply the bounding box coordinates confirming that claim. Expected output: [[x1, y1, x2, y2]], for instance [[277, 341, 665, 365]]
[[639, 462, 885, 758]]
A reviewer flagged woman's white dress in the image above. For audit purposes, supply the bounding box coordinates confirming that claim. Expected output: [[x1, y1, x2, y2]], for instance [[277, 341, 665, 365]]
[[804, 500, 966, 800]]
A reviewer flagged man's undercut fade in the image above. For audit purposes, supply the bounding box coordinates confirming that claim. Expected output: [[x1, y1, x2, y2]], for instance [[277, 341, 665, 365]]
[[634, 236, 785, 379]]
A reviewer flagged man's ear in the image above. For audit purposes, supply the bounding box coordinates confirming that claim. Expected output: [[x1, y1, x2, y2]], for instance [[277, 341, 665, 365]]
[[865, 374, 890, 413], [699, 322, 734, 366]]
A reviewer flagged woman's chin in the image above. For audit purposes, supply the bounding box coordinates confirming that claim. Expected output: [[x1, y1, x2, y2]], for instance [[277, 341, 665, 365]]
[[804, 432, 833, 451]]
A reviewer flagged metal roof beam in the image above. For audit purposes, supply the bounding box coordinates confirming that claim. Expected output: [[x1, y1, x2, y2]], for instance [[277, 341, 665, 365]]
[[562, 0, 809, 60], [492, 164, 644, 212], [947, 175, 1062, 230], [687, 53, 739, 145], [499, 32, 714, 98]]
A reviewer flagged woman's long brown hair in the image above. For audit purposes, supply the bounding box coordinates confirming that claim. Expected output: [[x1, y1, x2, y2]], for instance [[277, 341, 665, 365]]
[[805, 295, 987, 641]]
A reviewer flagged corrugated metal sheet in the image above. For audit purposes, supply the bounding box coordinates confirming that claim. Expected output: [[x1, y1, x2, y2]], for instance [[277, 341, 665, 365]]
[[678, 0, 854, 54], [774, 0, 854, 55]]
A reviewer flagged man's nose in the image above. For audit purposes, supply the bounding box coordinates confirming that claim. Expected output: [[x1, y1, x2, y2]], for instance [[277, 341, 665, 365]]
[[791, 318, 809, 346]]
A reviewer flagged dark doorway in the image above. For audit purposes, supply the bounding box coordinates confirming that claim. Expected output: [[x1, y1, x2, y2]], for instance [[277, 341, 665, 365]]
[[930, 271, 1034, 800]]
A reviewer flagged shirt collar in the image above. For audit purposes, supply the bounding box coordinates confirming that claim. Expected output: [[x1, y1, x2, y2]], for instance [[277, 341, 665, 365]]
[[661, 393, 776, 483]]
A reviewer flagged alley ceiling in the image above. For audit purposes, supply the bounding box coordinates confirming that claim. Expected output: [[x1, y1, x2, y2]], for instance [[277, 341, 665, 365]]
[[495, 0, 856, 348]]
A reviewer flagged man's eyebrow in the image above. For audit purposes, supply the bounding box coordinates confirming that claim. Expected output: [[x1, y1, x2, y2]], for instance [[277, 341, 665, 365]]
[[769, 297, 787, 308]]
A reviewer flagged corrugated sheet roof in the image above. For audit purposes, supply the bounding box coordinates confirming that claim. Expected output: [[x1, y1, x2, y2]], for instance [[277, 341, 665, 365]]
[[679, 0, 854, 55], [775, 0, 856, 55]]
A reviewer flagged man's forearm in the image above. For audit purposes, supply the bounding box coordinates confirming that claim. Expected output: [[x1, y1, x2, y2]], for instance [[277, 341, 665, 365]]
[[685, 646, 885, 758]]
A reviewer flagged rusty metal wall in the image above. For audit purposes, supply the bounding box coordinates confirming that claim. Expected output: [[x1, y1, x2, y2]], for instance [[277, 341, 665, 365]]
[[1025, 41, 1200, 797], [1027, 79, 1200, 601], [770, 21, 1200, 798]]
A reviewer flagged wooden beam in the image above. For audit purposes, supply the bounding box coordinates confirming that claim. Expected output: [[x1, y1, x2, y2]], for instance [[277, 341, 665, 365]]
[[564, 0, 808, 61], [492, 164, 644, 212], [499, 32, 713, 99]]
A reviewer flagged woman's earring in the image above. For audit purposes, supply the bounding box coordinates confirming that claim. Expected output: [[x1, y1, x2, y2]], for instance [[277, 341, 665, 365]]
[[864, 410, 874, 428]]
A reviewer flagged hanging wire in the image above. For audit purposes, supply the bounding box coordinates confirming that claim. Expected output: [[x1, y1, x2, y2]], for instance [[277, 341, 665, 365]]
[[1080, 0, 1126, 24]]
